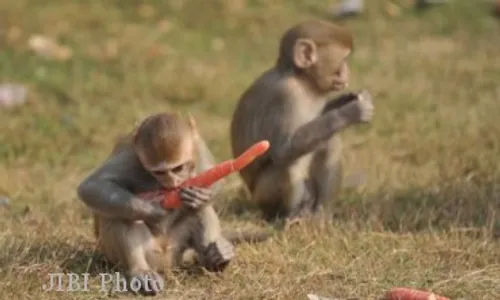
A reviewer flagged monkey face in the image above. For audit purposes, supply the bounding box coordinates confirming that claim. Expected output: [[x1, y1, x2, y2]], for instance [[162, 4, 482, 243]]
[[312, 46, 350, 93], [136, 136, 197, 189], [148, 160, 196, 189], [131, 112, 200, 189]]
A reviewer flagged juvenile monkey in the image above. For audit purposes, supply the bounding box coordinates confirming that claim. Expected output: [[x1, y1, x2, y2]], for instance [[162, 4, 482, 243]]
[[230, 19, 374, 223], [78, 112, 268, 296]]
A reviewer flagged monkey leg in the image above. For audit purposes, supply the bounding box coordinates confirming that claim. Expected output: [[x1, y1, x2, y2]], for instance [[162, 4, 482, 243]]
[[252, 159, 316, 222], [97, 218, 165, 296], [168, 205, 235, 273], [309, 134, 344, 217]]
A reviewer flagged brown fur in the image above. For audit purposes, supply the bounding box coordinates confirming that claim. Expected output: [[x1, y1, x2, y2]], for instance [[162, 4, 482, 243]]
[[230, 19, 374, 222], [276, 19, 353, 72], [79, 112, 271, 295], [133, 112, 192, 165]]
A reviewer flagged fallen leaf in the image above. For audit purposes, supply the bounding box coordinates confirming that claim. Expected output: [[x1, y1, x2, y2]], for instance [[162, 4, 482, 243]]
[[0, 83, 28, 108], [28, 35, 72, 61]]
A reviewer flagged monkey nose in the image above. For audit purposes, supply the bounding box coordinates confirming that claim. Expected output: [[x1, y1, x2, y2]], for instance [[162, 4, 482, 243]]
[[159, 178, 175, 189], [173, 178, 183, 187]]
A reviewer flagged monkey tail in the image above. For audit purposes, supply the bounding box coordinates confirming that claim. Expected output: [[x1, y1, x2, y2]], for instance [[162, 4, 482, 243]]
[[223, 230, 272, 245]]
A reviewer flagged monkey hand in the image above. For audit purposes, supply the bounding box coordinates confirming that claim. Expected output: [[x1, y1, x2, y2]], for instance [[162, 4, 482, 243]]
[[137, 196, 170, 225], [338, 89, 374, 123], [179, 186, 213, 210], [140, 191, 164, 202]]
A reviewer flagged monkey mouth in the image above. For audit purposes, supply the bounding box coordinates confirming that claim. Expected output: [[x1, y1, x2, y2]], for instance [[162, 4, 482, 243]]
[[159, 182, 177, 190], [162, 180, 188, 190], [332, 82, 347, 90]]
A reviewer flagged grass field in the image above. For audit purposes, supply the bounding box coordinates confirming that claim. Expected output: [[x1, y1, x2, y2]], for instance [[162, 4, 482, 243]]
[[1, 0, 500, 299]]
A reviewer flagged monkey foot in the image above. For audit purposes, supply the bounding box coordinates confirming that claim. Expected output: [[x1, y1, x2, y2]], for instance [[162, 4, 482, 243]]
[[201, 238, 235, 272], [284, 216, 307, 230], [127, 269, 164, 296], [284, 204, 317, 229]]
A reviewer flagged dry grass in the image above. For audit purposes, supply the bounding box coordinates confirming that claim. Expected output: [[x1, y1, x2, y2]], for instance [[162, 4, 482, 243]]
[[1, 0, 500, 299]]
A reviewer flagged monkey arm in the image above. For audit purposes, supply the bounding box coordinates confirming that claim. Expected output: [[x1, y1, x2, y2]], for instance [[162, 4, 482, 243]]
[[77, 175, 167, 222], [273, 109, 349, 167], [271, 91, 361, 166], [322, 92, 358, 113]]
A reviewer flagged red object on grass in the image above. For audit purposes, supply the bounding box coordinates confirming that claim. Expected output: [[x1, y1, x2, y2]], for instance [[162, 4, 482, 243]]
[[139, 140, 270, 209], [385, 288, 450, 300]]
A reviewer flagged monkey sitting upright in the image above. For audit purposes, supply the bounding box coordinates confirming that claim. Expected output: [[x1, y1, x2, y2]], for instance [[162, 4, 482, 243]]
[[230, 19, 375, 223], [77, 112, 266, 296]]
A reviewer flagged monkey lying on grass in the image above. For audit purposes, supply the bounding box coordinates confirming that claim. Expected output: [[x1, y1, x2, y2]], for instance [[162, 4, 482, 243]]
[[77, 112, 269, 296]]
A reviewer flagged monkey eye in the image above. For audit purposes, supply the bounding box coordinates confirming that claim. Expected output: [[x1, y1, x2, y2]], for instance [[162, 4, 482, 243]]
[[171, 165, 184, 173], [171, 161, 195, 174], [152, 170, 167, 177]]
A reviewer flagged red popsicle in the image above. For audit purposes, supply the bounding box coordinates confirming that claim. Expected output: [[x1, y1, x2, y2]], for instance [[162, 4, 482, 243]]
[[139, 140, 270, 209]]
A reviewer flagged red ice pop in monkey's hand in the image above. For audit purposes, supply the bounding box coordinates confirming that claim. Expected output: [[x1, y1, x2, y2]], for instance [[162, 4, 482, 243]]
[[139, 140, 270, 209]]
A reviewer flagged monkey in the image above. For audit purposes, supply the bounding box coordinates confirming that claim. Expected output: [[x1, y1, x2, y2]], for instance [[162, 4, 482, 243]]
[[229, 19, 374, 224], [77, 112, 270, 296]]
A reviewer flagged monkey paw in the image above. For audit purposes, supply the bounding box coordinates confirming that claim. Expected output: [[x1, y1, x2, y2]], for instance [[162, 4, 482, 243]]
[[127, 269, 164, 296], [284, 217, 305, 230], [338, 89, 374, 124], [202, 238, 235, 272], [355, 89, 374, 123], [180, 186, 213, 209]]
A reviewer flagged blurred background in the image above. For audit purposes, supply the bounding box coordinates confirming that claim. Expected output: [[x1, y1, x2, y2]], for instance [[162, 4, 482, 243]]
[[1, 1, 500, 299]]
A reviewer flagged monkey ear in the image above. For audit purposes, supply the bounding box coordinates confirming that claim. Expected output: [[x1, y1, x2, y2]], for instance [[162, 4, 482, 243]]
[[186, 113, 200, 138], [293, 39, 318, 69]]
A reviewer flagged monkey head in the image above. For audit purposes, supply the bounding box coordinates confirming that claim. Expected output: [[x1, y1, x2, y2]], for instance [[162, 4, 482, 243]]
[[276, 20, 353, 95], [133, 113, 197, 189]]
